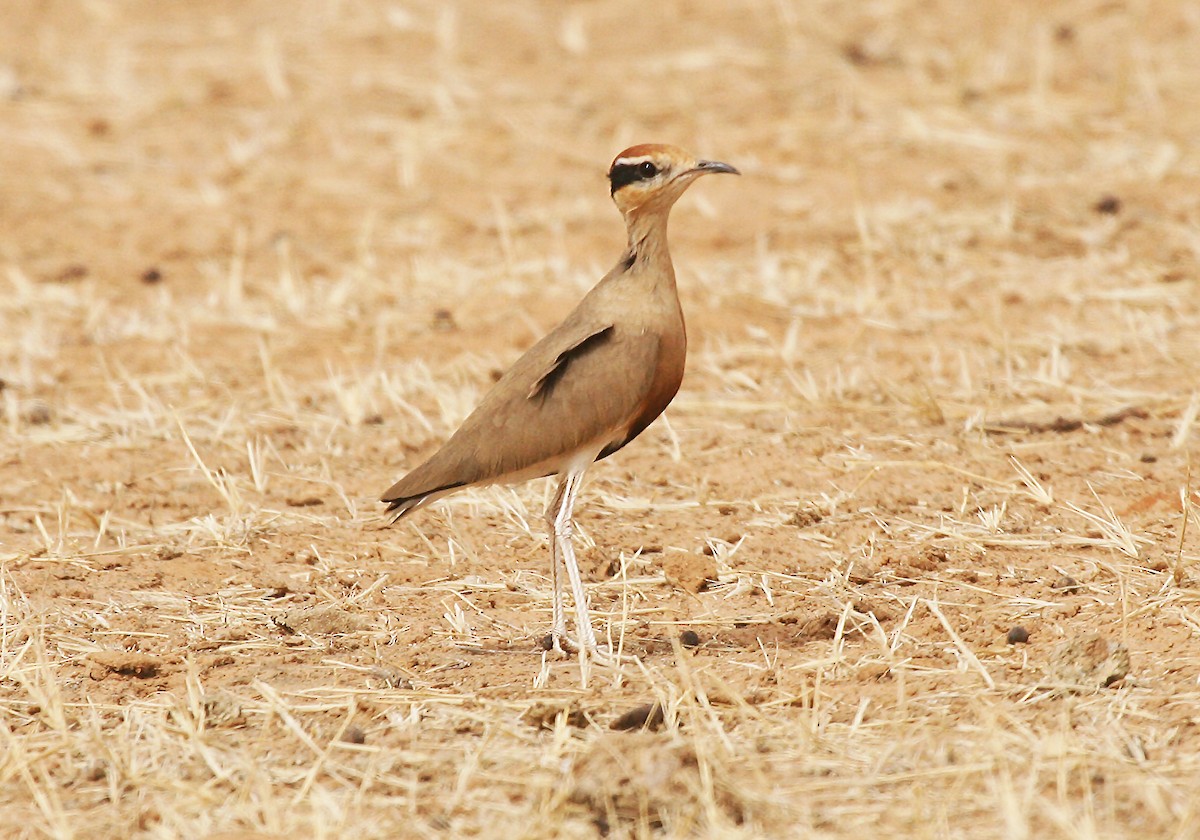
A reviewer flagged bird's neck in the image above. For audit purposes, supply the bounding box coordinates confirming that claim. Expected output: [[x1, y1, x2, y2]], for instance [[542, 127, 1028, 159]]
[[621, 208, 674, 278]]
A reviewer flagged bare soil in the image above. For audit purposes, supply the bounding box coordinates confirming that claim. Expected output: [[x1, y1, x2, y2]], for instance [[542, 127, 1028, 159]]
[[2, 1, 1200, 837]]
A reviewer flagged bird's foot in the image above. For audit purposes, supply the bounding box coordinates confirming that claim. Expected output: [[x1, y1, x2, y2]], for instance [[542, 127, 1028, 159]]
[[541, 632, 629, 665], [541, 632, 571, 657]]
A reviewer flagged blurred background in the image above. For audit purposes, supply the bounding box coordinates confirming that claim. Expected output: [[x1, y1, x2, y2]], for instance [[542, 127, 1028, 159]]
[[6, 0, 1197, 305]]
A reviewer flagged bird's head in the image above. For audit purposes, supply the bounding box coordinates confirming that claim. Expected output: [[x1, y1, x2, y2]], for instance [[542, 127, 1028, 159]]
[[607, 144, 739, 218]]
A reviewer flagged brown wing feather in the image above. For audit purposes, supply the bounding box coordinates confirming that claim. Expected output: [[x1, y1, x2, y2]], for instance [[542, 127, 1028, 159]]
[[380, 321, 664, 516], [529, 326, 615, 401]]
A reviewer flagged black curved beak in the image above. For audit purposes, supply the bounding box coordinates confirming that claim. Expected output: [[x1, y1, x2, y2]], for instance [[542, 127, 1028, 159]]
[[692, 160, 740, 176]]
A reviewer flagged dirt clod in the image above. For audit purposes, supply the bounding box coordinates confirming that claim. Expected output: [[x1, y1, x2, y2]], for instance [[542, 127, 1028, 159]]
[[789, 503, 825, 527], [570, 733, 745, 829], [431, 308, 458, 331], [680, 629, 701, 648], [368, 667, 412, 690], [201, 692, 245, 727], [800, 612, 841, 640], [611, 703, 665, 731], [286, 496, 324, 507], [523, 702, 591, 730], [662, 552, 716, 593], [53, 263, 88, 283], [21, 401, 52, 425], [89, 650, 163, 679], [1049, 634, 1131, 689], [279, 604, 370, 636]]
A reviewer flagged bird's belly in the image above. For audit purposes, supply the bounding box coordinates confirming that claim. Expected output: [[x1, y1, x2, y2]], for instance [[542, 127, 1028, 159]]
[[478, 434, 612, 487]]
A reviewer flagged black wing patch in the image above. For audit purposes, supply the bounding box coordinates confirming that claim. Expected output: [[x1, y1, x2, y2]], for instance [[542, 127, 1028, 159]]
[[528, 326, 614, 403], [382, 479, 468, 519], [596, 436, 630, 462]]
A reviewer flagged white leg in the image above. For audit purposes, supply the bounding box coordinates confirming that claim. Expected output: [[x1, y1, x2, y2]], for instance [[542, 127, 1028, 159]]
[[547, 466, 599, 654], [546, 477, 569, 652]]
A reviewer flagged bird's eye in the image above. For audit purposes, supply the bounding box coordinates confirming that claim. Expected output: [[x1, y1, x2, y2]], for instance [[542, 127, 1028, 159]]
[[638, 161, 658, 178]]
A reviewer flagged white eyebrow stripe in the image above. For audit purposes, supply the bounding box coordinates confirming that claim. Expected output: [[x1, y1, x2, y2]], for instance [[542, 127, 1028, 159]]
[[612, 156, 654, 168]]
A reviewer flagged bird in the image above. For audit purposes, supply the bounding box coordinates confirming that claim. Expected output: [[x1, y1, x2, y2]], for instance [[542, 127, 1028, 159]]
[[380, 144, 738, 658]]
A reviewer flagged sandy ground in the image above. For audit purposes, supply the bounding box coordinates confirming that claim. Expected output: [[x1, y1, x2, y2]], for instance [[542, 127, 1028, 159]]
[[3, 0, 1200, 837]]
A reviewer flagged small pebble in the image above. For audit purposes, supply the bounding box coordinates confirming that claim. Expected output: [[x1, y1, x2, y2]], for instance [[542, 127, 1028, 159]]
[[1052, 575, 1080, 594], [341, 725, 366, 745], [680, 630, 701, 648], [1007, 625, 1030, 645]]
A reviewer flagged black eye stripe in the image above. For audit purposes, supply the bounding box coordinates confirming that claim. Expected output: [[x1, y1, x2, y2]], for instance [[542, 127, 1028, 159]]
[[608, 163, 645, 193], [608, 160, 660, 194]]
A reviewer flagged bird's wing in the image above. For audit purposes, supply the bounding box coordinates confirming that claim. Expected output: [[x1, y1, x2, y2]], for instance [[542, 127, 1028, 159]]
[[381, 319, 665, 515], [528, 325, 615, 401]]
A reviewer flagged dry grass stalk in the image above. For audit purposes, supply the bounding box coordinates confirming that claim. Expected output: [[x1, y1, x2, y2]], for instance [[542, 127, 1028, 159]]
[[2, 1, 1200, 836]]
